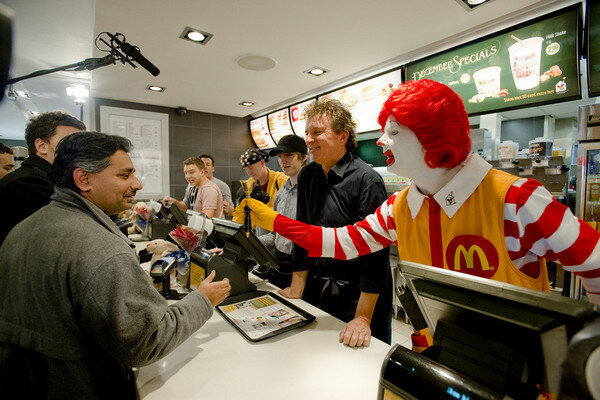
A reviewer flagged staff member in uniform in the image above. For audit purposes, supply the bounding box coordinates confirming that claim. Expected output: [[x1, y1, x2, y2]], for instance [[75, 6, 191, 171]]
[[239, 148, 288, 209], [241, 134, 308, 289]]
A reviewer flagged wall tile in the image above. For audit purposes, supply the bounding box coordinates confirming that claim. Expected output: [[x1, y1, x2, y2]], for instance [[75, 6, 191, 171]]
[[192, 128, 212, 150], [211, 147, 230, 168], [212, 129, 231, 149], [171, 125, 195, 147], [212, 114, 230, 131], [193, 111, 211, 128]]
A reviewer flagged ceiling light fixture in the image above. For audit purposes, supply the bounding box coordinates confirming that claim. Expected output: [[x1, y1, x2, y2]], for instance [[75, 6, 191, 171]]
[[147, 85, 166, 92], [455, 0, 493, 10], [180, 27, 213, 45], [305, 67, 329, 76], [30, 111, 40, 116], [239, 101, 254, 107]]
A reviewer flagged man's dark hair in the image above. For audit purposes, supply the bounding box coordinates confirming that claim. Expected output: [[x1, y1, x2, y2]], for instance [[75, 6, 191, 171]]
[[198, 154, 215, 166], [183, 156, 205, 170], [25, 111, 86, 154], [52, 131, 132, 192], [0, 142, 12, 155]]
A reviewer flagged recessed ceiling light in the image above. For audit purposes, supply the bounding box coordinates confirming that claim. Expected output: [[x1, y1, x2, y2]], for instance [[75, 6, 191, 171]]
[[180, 27, 213, 45], [239, 101, 255, 107], [30, 111, 40, 116], [14, 90, 29, 98], [187, 31, 205, 42], [305, 67, 329, 76], [455, 0, 493, 10], [147, 85, 166, 92]]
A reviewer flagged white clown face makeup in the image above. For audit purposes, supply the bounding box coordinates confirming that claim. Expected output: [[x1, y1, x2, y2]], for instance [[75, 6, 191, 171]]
[[376, 116, 429, 180]]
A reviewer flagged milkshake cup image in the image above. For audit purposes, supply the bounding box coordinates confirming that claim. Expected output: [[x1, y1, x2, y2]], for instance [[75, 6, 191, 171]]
[[473, 66, 502, 97], [508, 37, 544, 90]]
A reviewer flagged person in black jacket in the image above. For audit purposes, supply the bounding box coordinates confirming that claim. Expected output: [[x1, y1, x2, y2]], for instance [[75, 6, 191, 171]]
[[0, 111, 85, 245]]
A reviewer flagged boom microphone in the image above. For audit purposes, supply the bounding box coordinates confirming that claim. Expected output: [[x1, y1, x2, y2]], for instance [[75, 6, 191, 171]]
[[107, 33, 160, 76]]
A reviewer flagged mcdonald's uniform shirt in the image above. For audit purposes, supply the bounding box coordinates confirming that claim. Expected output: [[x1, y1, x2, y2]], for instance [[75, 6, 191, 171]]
[[248, 168, 288, 209], [271, 154, 600, 304]]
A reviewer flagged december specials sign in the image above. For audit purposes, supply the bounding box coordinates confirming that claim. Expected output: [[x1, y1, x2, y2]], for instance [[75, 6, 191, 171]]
[[587, 0, 600, 97], [405, 5, 581, 115]]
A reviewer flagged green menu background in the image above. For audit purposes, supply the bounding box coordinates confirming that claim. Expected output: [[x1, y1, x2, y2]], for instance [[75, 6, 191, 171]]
[[588, 0, 600, 97], [405, 6, 580, 115]]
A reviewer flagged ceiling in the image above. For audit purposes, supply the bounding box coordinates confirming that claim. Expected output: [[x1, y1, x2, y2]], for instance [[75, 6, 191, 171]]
[[0, 0, 594, 141]]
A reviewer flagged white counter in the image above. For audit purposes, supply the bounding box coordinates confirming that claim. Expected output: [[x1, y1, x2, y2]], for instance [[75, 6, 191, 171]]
[[136, 280, 392, 400]]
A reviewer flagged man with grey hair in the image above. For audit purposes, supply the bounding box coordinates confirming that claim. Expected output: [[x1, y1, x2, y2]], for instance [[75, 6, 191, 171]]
[[0, 131, 231, 398]]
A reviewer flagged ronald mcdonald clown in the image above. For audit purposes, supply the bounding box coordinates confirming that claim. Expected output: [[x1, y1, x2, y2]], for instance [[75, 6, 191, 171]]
[[240, 79, 600, 311]]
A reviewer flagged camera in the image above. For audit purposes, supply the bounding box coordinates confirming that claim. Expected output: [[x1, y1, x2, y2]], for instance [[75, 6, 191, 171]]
[[176, 106, 187, 116]]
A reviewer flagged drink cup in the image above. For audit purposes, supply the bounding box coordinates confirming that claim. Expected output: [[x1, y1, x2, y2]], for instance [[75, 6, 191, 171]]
[[508, 37, 544, 90], [473, 66, 502, 97]]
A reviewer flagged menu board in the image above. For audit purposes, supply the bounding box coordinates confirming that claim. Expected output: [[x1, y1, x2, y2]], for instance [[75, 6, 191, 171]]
[[588, 0, 600, 97], [290, 99, 316, 139], [318, 69, 402, 133], [405, 5, 581, 116], [249, 116, 276, 149], [267, 109, 295, 143]]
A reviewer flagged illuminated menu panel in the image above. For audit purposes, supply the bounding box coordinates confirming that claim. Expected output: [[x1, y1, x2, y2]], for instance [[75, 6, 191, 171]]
[[267, 109, 295, 143], [289, 99, 316, 139], [404, 4, 580, 115], [249, 116, 276, 149], [318, 69, 402, 133], [588, 0, 600, 97]]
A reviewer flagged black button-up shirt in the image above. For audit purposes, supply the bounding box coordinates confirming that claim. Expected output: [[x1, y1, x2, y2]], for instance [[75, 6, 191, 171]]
[[294, 152, 391, 295]]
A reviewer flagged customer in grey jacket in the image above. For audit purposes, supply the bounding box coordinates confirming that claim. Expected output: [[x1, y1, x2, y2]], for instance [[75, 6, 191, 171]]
[[0, 132, 231, 399]]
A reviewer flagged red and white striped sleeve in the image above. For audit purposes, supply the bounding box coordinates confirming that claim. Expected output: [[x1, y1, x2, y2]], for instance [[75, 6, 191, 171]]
[[504, 178, 600, 303], [273, 193, 398, 260]]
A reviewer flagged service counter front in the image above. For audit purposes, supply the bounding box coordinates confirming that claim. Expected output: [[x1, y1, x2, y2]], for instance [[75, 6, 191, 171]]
[[132, 240, 392, 400]]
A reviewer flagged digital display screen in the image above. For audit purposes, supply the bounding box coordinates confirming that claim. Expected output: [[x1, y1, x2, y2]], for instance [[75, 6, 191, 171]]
[[318, 69, 402, 134], [249, 116, 276, 149], [404, 4, 581, 115], [267, 108, 295, 143], [588, 0, 600, 97]]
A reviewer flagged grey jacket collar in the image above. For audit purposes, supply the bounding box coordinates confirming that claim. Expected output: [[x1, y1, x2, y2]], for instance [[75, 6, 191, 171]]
[[51, 186, 134, 248]]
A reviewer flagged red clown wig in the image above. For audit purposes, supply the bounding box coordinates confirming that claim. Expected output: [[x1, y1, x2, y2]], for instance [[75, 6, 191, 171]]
[[378, 79, 471, 168]]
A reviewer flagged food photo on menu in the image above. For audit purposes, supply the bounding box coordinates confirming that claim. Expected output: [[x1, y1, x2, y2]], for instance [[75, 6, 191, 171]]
[[405, 5, 580, 115]]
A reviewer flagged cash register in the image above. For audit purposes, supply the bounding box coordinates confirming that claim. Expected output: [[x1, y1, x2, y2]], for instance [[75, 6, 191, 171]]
[[379, 261, 600, 400], [190, 217, 280, 297]]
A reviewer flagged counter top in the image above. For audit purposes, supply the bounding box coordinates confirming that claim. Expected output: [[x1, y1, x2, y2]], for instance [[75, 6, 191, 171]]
[[136, 280, 392, 399]]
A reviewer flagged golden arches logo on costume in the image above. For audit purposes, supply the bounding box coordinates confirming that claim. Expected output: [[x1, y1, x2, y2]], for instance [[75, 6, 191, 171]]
[[453, 245, 490, 271], [445, 235, 499, 279]]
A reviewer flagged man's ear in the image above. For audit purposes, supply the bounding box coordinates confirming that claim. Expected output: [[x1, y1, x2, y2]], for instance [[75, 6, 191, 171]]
[[72, 167, 92, 192], [339, 130, 349, 145], [34, 138, 49, 156]]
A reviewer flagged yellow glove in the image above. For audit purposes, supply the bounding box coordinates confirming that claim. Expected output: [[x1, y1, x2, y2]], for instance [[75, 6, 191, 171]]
[[232, 202, 245, 223], [245, 198, 279, 231]]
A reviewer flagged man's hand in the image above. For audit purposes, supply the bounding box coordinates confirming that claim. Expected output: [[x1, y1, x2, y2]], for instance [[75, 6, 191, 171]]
[[223, 201, 234, 216], [339, 316, 371, 348], [277, 271, 308, 299], [231, 203, 245, 223], [197, 270, 231, 306], [277, 286, 302, 299], [162, 196, 177, 204]]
